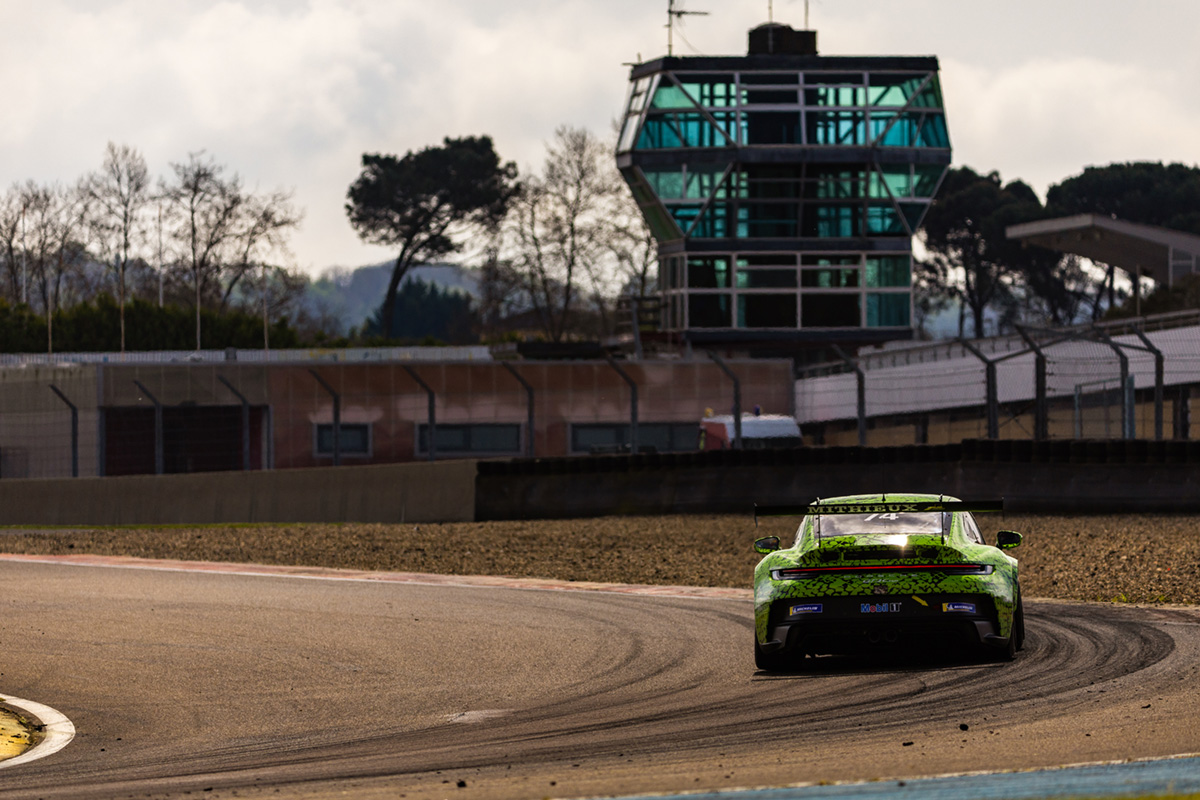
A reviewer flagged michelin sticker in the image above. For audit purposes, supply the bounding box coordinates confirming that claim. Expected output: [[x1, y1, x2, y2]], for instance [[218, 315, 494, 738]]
[[790, 604, 823, 615], [942, 602, 976, 613]]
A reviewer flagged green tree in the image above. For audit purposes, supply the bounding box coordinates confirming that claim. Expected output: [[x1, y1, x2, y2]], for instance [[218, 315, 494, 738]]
[[364, 279, 478, 344], [1046, 162, 1200, 235], [345, 136, 516, 338], [1047, 162, 1200, 314]]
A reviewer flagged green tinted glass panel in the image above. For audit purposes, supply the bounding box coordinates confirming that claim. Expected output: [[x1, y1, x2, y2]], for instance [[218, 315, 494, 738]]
[[868, 75, 925, 107], [676, 76, 737, 107], [801, 255, 860, 266], [872, 112, 911, 146], [807, 111, 865, 145], [737, 269, 797, 289], [688, 257, 731, 288], [918, 115, 950, 147], [866, 205, 906, 235], [807, 205, 859, 238], [637, 113, 734, 149], [643, 170, 685, 198], [813, 170, 866, 199], [913, 75, 943, 108], [804, 85, 866, 106], [692, 202, 731, 238], [670, 204, 703, 234], [878, 165, 914, 198], [651, 83, 698, 109], [867, 293, 911, 327], [914, 165, 945, 197], [738, 294, 797, 328], [685, 166, 730, 199], [801, 269, 860, 288], [865, 256, 911, 287], [737, 203, 798, 238], [739, 254, 797, 266], [689, 293, 732, 327]]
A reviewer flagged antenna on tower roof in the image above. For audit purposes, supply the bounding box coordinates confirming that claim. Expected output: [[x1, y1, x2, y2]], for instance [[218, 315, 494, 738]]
[[667, 0, 708, 56]]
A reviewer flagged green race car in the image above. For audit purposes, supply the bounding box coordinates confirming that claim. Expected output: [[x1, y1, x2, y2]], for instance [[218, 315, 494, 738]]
[[752, 493, 1023, 671]]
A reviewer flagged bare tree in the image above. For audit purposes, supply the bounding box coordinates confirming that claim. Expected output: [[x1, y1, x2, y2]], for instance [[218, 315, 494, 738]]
[[85, 142, 151, 352], [159, 152, 246, 349], [0, 186, 29, 303], [19, 182, 90, 352], [506, 127, 617, 341]]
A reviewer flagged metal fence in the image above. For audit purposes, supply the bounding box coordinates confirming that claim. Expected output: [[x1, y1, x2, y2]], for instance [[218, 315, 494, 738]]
[[796, 311, 1200, 446]]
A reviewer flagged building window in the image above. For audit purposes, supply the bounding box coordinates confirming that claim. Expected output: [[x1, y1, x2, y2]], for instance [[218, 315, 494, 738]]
[[866, 293, 911, 327], [802, 294, 861, 328], [314, 423, 371, 457], [571, 423, 700, 454], [738, 294, 798, 328], [417, 424, 522, 455]]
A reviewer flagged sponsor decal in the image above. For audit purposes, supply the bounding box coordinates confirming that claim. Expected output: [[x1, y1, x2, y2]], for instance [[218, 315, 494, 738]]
[[789, 603, 823, 615], [910, 595, 928, 606], [872, 585, 889, 595], [860, 602, 902, 614], [942, 602, 977, 613]]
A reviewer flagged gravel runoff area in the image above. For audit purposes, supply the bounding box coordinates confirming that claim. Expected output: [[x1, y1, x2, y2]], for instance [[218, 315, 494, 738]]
[[0, 513, 1197, 605]]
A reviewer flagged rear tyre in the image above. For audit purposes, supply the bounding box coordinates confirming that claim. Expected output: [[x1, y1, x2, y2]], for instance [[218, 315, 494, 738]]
[[754, 640, 790, 672]]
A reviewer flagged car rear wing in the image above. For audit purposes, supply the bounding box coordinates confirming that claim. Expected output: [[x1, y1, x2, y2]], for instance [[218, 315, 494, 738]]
[[753, 499, 1005, 527]]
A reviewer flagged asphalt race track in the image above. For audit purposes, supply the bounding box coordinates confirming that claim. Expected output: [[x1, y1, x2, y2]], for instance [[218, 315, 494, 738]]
[[2, 558, 1200, 800]]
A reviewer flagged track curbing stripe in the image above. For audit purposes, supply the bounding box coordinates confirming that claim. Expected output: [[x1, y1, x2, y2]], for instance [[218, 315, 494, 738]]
[[0, 696, 75, 769]]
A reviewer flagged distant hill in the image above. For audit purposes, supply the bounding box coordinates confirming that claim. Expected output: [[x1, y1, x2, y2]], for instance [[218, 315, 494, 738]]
[[300, 262, 480, 335]]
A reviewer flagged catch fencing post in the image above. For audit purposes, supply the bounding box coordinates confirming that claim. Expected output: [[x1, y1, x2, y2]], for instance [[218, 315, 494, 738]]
[[132, 380, 164, 475], [402, 365, 436, 462], [502, 362, 535, 458], [832, 345, 866, 446], [1015, 326, 1049, 441], [217, 375, 252, 471], [47, 384, 78, 478], [308, 369, 341, 466], [1092, 329, 1132, 440], [1130, 328, 1165, 441], [959, 340, 999, 440], [604, 355, 639, 454]]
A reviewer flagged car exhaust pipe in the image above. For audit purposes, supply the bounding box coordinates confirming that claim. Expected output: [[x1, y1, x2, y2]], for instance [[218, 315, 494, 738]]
[[884, 629, 899, 644], [867, 630, 882, 644]]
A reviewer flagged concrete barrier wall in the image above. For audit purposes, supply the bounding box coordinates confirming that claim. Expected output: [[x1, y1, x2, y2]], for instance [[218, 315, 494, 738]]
[[476, 441, 1200, 519], [0, 460, 477, 526]]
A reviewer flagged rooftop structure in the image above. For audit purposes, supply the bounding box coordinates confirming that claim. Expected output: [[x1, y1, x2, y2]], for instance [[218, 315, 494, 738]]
[[615, 22, 952, 353], [1007, 214, 1200, 287]]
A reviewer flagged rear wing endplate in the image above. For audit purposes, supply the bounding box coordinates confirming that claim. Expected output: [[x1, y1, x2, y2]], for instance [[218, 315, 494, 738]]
[[754, 499, 1005, 527]]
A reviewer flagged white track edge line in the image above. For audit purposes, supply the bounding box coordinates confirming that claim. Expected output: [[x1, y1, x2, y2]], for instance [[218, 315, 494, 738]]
[[0, 696, 75, 769], [0, 554, 752, 601]]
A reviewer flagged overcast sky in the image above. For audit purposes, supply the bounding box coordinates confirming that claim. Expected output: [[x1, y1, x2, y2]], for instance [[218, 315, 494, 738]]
[[2, 0, 1198, 275]]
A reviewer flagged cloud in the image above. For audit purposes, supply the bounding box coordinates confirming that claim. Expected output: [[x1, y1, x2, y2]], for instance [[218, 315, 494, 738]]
[[1, 0, 1199, 274], [943, 55, 1200, 197]]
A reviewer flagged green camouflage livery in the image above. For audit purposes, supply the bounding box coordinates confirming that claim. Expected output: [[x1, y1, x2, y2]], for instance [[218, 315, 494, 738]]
[[752, 493, 1022, 667]]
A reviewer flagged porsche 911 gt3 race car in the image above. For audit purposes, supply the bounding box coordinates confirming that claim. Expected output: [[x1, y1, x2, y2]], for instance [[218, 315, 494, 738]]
[[752, 493, 1023, 671]]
